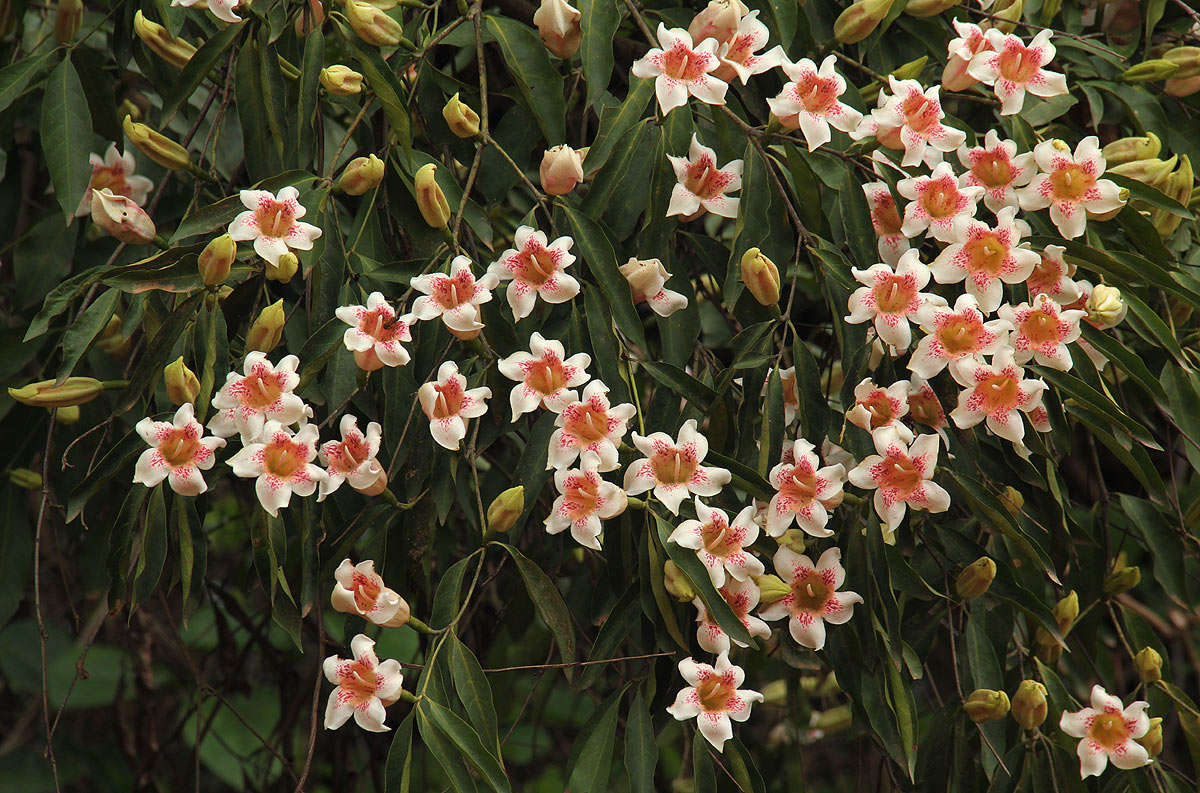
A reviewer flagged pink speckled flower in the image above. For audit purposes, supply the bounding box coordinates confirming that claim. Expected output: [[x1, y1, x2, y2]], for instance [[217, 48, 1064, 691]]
[[907, 375, 947, 432], [846, 378, 913, 440], [669, 499, 765, 588], [318, 415, 384, 500], [909, 293, 1012, 380], [620, 257, 690, 318], [949, 347, 1047, 446], [486, 226, 580, 321], [208, 352, 308, 443], [624, 419, 732, 515], [323, 635, 404, 732], [854, 78, 966, 167], [632, 24, 728, 115], [544, 455, 627, 550], [335, 292, 414, 371], [969, 29, 1068, 116], [667, 134, 743, 219], [410, 255, 499, 340], [548, 380, 636, 472], [765, 438, 845, 537], [957, 130, 1036, 213], [228, 186, 322, 268], [133, 403, 225, 496], [999, 293, 1086, 371], [330, 559, 410, 627], [228, 421, 326, 516], [768, 55, 861, 151], [846, 249, 945, 351], [1026, 245, 1082, 304], [693, 577, 772, 654], [943, 20, 994, 91], [712, 11, 783, 84], [1019, 137, 1125, 239], [898, 162, 984, 243], [497, 333, 591, 420], [418, 361, 491, 451], [75, 144, 154, 217], [862, 181, 910, 266], [929, 206, 1039, 313], [1059, 685, 1152, 778], [758, 546, 862, 650], [848, 427, 951, 532], [666, 652, 763, 751]]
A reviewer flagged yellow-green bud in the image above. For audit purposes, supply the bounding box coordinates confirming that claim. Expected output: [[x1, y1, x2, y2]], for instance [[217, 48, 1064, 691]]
[[1102, 133, 1162, 166], [955, 557, 996, 599], [755, 573, 792, 604], [1039, 0, 1060, 22], [1165, 74, 1200, 98], [1137, 717, 1163, 758], [8, 468, 43, 490], [164, 357, 200, 405], [53, 0, 83, 42], [9, 377, 105, 408], [998, 486, 1023, 515], [1103, 552, 1140, 595], [56, 405, 81, 424], [442, 93, 481, 138], [345, 0, 402, 46], [266, 252, 299, 283], [1120, 59, 1180, 83], [246, 299, 286, 353], [1134, 647, 1162, 683], [903, 0, 958, 17], [1109, 155, 1177, 188], [1053, 591, 1079, 633], [414, 163, 451, 228], [320, 65, 364, 95], [860, 56, 929, 103], [1151, 154, 1194, 236], [663, 560, 696, 602], [133, 11, 196, 69], [1086, 284, 1127, 329], [1011, 680, 1047, 730], [776, 528, 806, 555], [123, 116, 191, 171], [96, 315, 128, 357], [485, 485, 525, 534], [989, 0, 1023, 32], [199, 233, 236, 286], [338, 154, 385, 196], [1163, 45, 1200, 79], [833, 0, 893, 44], [739, 247, 781, 306], [963, 689, 1010, 723], [1034, 627, 1061, 664]]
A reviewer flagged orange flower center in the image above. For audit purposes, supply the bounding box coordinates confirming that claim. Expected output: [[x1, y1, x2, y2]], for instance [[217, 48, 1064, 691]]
[[159, 430, 199, 468], [975, 373, 1019, 413], [263, 440, 306, 479], [91, 166, 130, 197], [871, 197, 904, 236], [651, 450, 697, 486], [330, 435, 370, 473], [429, 384, 464, 419], [433, 274, 473, 310], [790, 571, 832, 612], [254, 200, 296, 238], [872, 274, 915, 315], [513, 248, 560, 287], [921, 182, 960, 219], [527, 359, 568, 396], [938, 316, 983, 356], [858, 392, 896, 429], [567, 406, 610, 444], [684, 160, 729, 200], [997, 47, 1040, 83], [241, 373, 283, 410], [795, 73, 836, 114], [662, 45, 709, 81], [695, 676, 733, 712], [780, 468, 818, 504], [340, 661, 379, 705], [898, 92, 939, 133], [1049, 165, 1095, 202], [359, 308, 404, 342], [351, 571, 383, 612], [963, 233, 1008, 277], [877, 456, 922, 497], [700, 521, 739, 558], [563, 477, 601, 520], [909, 391, 944, 428], [1020, 310, 1062, 346], [1088, 713, 1130, 750], [973, 152, 1014, 188]]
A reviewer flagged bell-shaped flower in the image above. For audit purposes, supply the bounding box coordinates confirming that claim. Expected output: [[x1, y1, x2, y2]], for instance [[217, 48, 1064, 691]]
[[669, 499, 765, 588], [539, 144, 585, 195], [846, 378, 913, 440], [907, 375, 948, 432], [848, 427, 951, 532], [209, 352, 308, 443], [172, 0, 241, 23], [667, 134, 742, 219], [532, 0, 581, 58], [498, 333, 591, 420], [846, 249, 945, 351], [323, 634, 404, 732], [855, 78, 966, 167], [410, 255, 499, 339], [544, 456, 627, 550], [898, 162, 984, 243], [1059, 685, 1152, 778], [693, 577, 772, 654], [133, 403, 225, 496], [318, 415, 384, 500], [1019, 137, 1126, 239], [1026, 244, 1082, 304], [666, 652, 763, 751], [228, 421, 326, 516], [862, 182, 910, 265], [998, 293, 1085, 371], [969, 29, 1068, 116], [957, 130, 1036, 213], [765, 439, 846, 537], [331, 559, 410, 627], [758, 546, 862, 650], [486, 226, 580, 320], [228, 186, 322, 268], [909, 293, 1012, 380], [90, 188, 156, 244], [687, 0, 747, 46], [711, 11, 784, 84], [335, 292, 414, 371], [620, 257, 689, 317], [548, 380, 636, 471], [76, 144, 153, 217], [949, 347, 1047, 446], [943, 19, 994, 91], [624, 419, 732, 515], [768, 55, 862, 152], [632, 24, 727, 116], [417, 361, 491, 451], [929, 206, 1038, 313]]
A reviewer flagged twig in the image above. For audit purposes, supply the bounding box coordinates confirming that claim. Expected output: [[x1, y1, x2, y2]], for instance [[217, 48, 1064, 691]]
[[34, 411, 60, 793]]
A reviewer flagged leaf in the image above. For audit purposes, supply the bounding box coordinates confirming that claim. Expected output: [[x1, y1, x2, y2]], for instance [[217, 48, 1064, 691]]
[[346, 37, 412, 160], [654, 515, 755, 646], [171, 171, 318, 241], [431, 555, 475, 630], [296, 31, 324, 169], [702, 450, 773, 500], [1108, 173, 1193, 218], [41, 56, 93, 225], [159, 22, 243, 121], [415, 700, 482, 793], [584, 77, 654, 173], [578, 0, 618, 109], [624, 687, 657, 793], [418, 698, 511, 793], [561, 205, 648, 353], [66, 425, 147, 522], [1036, 367, 1160, 449], [383, 712, 416, 793], [54, 288, 119, 382], [1117, 494, 1186, 602], [449, 636, 500, 756], [0, 50, 52, 115], [638, 361, 718, 410], [484, 16, 566, 144], [117, 293, 204, 413], [497, 543, 577, 677], [566, 687, 624, 793], [758, 368, 784, 477], [692, 730, 717, 793], [1078, 325, 1165, 402]]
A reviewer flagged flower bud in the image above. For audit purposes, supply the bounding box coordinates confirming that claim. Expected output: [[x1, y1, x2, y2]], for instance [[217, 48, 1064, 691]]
[[955, 556, 996, 599], [198, 233, 236, 286], [56, 405, 81, 424], [414, 163, 450, 228], [1039, 0, 1060, 22], [295, 0, 325, 37], [663, 560, 696, 602], [344, 0, 403, 46], [1134, 647, 1162, 683], [1101, 132, 1161, 166], [442, 93, 480, 138], [1163, 45, 1200, 79], [988, 0, 1023, 32], [539, 144, 585, 196], [1152, 155, 1194, 236], [963, 689, 1010, 723], [903, 0, 959, 17], [320, 65, 364, 95], [10, 377, 105, 408], [246, 299, 286, 353], [91, 188, 157, 244], [687, 0, 747, 44], [755, 573, 791, 604], [1165, 74, 1200, 98], [8, 468, 43, 490], [1103, 552, 1140, 595], [96, 315, 128, 357], [486, 485, 525, 534], [164, 357, 200, 405], [267, 252, 300, 283], [860, 57, 929, 103], [776, 528, 806, 555], [338, 154, 385, 196], [1086, 284, 1127, 329], [53, 0, 83, 43], [1121, 59, 1179, 83], [1137, 718, 1163, 758], [834, 0, 893, 44], [1011, 680, 1047, 730], [353, 467, 389, 496], [1053, 591, 1079, 633], [1109, 155, 1177, 188], [123, 116, 191, 171], [1034, 627, 1061, 664], [739, 247, 781, 306], [133, 11, 196, 69], [533, 0, 581, 59]]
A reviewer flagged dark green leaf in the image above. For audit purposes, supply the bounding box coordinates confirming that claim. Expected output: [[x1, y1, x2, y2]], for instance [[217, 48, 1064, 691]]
[[41, 56, 93, 224], [484, 16, 566, 144], [449, 635, 500, 755], [654, 515, 755, 646], [566, 687, 623, 793], [497, 543, 577, 677], [624, 687, 657, 793], [54, 288, 120, 382], [578, 0, 618, 109], [419, 698, 510, 793]]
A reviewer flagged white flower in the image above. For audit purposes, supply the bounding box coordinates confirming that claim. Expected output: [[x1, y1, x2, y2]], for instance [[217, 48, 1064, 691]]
[[486, 226, 580, 320], [758, 546, 862, 650], [667, 134, 743, 219], [335, 292, 414, 371], [623, 419, 732, 515], [497, 333, 591, 421], [548, 380, 636, 472], [318, 415, 384, 500], [693, 577, 772, 654], [767, 54, 861, 152], [862, 182, 910, 266], [227, 186, 322, 268], [620, 257, 689, 317], [854, 78, 966, 168], [666, 652, 763, 751], [208, 352, 308, 443], [410, 255, 499, 339], [631, 24, 728, 116], [331, 559, 410, 627], [846, 378, 913, 440], [898, 162, 984, 243], [1059, 685, 1152, 778], [76, 143, 153, 217], [957, 130, 1036, 213], [133, 403, 225, 496], [711, 11, 784, 85], [765, 439, 845, 538], [669, 499, 765, 588], [172, 0, 242, 23], [998, 293, 1086, 371], [544, 456, 627, 550], [949, 347, 1047, 446], [1019, 137, 1126, 239], [968, 29, 1068, 116], [909, 293, 1012, 380], [847, 427, 951, 533], [417, 361, 491, 451], [846, 249, 946, 351], [1026, 244, 1082, 304], [323, 635, 404, 732], [928, 205, 1039, 313], [228, 421, 326, 516]]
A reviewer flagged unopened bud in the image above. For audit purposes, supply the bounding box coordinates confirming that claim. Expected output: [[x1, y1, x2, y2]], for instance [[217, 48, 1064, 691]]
[[1053, 591, 1079, 633], [8, 468, 43, 490], [903, 0, 959, 17], [1102, 133, 1162, 166], [486, 485, 525, 534], [338, 154, 385, 196], [776, 528, 806, 555], [10, 377, 105, 408], [988, 0, 1023, 32], [295, 0, 325, 37], [834, 0, 893, 44], [164, 357, 200, 405], [955, 556, 996, 599], [739, 247, 781, 306], [56, 405, 81, 424], [53, 0, 83, 42], [96, 315, 127, 356], [963, 689, 1010, 723], [1039, 0, 1060, 22], [1109, 155, 1177, 188], [1163, 45, 1200, 79], [1103, 552, 1140, 595], [345, 0, 403, 46], [320, 65, 364, 95], [352, 467, 389, 496], [414, 163, 450, 228], [199, 233, 236, 286], [663, 560, 696, 602], [1165, 74, 1200, 98], [1011, 680, 1048, 730], [755, 573, 791, 604], [861, 57, 929, 103], [133, 11, 196, 69], [1121, 59, 1179, 82], [998, 486, 1023, 515], [91, 188, 156, 244], [1137, 717, 1163, 758], [687, 0, 746, 45], [533, 0, 582, 59], [1134, 647, 1162, 683], [442, 93, 480, 138], [539, 144, 585, 196], [1034, 627, 1061, 664], [246, 299, 286, 353], [267, 252, 299, 283], [123, 116, 191, 171], [1087, 284, 1127, 329]]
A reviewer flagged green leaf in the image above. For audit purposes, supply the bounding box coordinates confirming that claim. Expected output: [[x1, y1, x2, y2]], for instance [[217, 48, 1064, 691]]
[[1036, 367, 1160, 449], [449, 635, 500, 756], [703, 450, 773, 500], [418, 698, 511, 793], [116, 292, 204, 413], [1109, 173, 1194, 218], [346, 37, 412, 160], [160, 22, 243, 121], [415, 699, 486, 793], [624, 687, 657, 793], [639, 361, 718, 410], [54, 288, 119, 382], [1078, 325, 1165, 402], [484, 16, 566, 144], [578, 0, 618, 109], [171, 171, 318, 241], [692, 729, 717, 793], [758, 368, 784, 477], [561, 204, 648, 353], [497, 543, 577, 677], [1117, 494, 1186, 602], [430, 555, 475, 630], [66, 425, 147, 522], [584, 77, 654, 172], [384, 712, 416, 793], [41, 56, 94, 225], [0, 50, 53, 115], [654, 515, 755, 646], [296, 31, 325, 169], [566, 687, 624, 793]]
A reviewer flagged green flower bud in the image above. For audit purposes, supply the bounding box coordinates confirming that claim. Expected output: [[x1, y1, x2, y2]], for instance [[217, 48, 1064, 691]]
[[246, 299, 286, 353], [199, 234, 236, 286], [964, 689, 1010, 723], [266, 252, 300, 284], [833, 0, 893, 44], [1134, 647, 1162, 683], [1121, 59, 1180, 83], [739, 247, 781, 306], [955, 557, 996, 599], [1101, 133, 1162, 166], [663, 561, 696, 602], [55, 405, 81, 425], [53, 0, 83, 43], [1137, 717, 1163, 758], [10, 377, 105, 408], [1011, 680, 1047, 730], [1103, 553, 1140, 595], [755, 573, 791, 604], [163, 356, 200, 405], [414, 163, 451, 228], [338, 154, 386, 196], [485, 485, 525, 535], [442, 93, 481, 138], [1053, 590, 1079, 633], [320, 65, 364, 95], [1162, 45, 1200, 79], [123, 115, 191, 171], [8, 468, 43, 490]]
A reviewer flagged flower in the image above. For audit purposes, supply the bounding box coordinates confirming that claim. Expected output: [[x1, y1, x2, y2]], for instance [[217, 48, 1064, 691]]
[[1059, 685, 1152, 778], [767, 55, 862, 152], [765, 439, 845, 537], [228, 421, 326, 516], [539, 145, 585, 195], [208, 352, 308, 443], [774, 366, 799, 426], [544, 456, 627, 550], [532, 0, 581, 58], [486, 226, 580, 320], [711, 11, 784, 85], [1026, 244, 1082, 304], [497, 333, 591, 420], [999, 293, 1086, 370], [669, 499, 765, 587], [1086, 283, 1127, 329], [624, 419, 732, 514], [968, 29, 1068, 116], [1019, 137, 1126, 239], [667, 134, 743, 219], [957, 130, 1036, 213], [898, 162, 985, 243], [76, 144, 153, 217], [666, 653, 763, 751], [227, 186, 322, 269], [90, 188, 156, 244], [862, 182, 910, 266], [331, 559, 410, 627], [318, 415, 385, 500], [848, 427, 951, 532], [943, 19, 994, 91], [846, 249, 945, 351], [929, 206, 1037, 313], [323, 635, 404, 732], [335, 292, 414, 371], [856, 78, 966, 168], [949, 347, 1047, 446], [172, 0, 241, 24], [846, 378, 913, 439], [548, 381, 636, 472], [909, 293, 1012, 379], [907, 375, 947, 431], [693, 577, 772, 654], [687, 0, 747, 45], [410, 255, 498, 339], [632, 24, 728, 116], [620, 257, 689, 317], [133, 403, 225, 496], [418, 361, 492, 451], [758, 546, 862, 650]]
